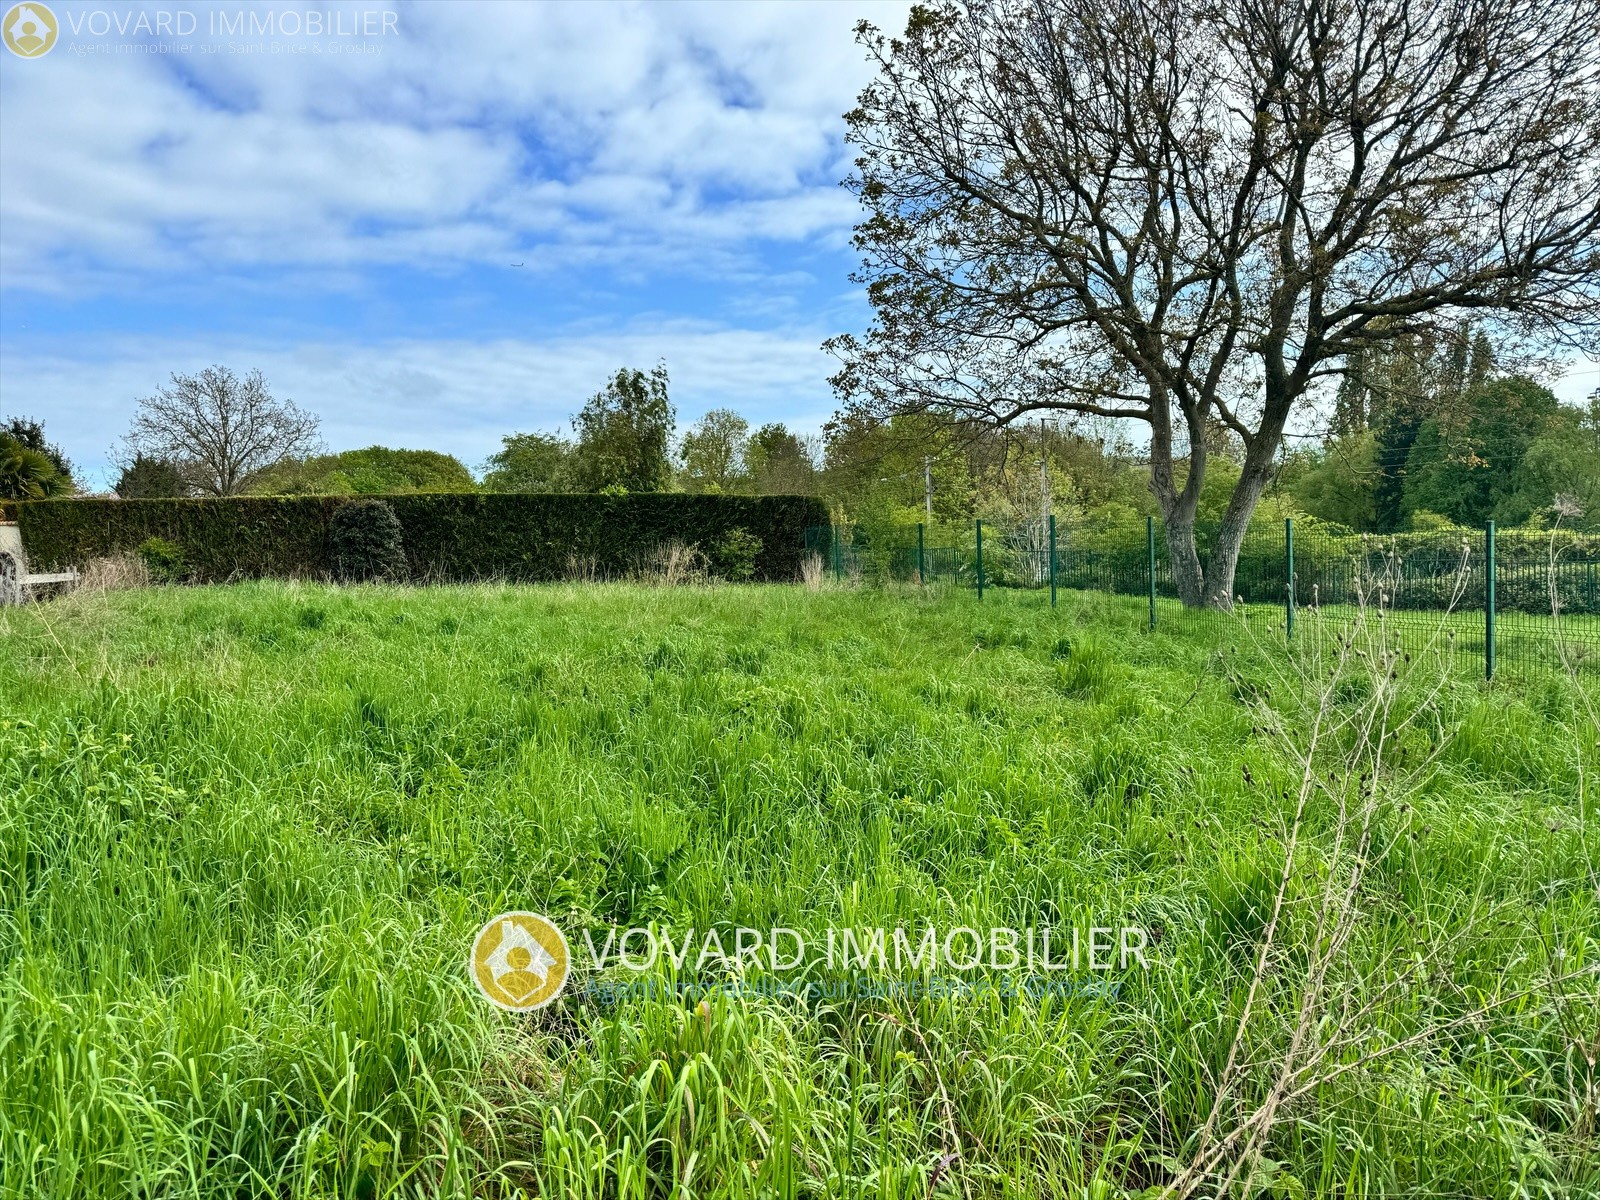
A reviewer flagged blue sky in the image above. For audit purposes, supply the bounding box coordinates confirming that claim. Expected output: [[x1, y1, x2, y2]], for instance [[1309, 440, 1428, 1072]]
[[1, 0, 911, 487], [3, 0, 1595, 491]]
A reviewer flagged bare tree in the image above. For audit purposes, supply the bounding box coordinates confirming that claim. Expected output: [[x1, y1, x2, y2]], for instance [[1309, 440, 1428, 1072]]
[[828, 0, 1600, 607], [122, 367, 322, 496]]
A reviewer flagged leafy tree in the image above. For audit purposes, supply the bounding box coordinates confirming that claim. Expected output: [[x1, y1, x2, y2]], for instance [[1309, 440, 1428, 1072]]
[[679, 409, 750, 494], [1514, 398, 1600, 530], [252, 447, 476, 495], [122, 366, 321, 496], [569, 365, 676, 493], [828, 0, 1600, 607], [115, 455, 190, 498], [482, 432, 572, 493], [824, 411, 976, 527], [1402, 377, 1563, 527], [746, 424, 820, 496], [1289, 433, 1381, 532]]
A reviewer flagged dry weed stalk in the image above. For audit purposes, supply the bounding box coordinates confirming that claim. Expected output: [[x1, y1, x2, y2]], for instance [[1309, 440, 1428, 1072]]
[[638, 541, 708, 587], [76, 553, 152, 594], [1167, 541, 1599, 1196], [565, 553, 600, 584], [801, 553, 826, 592]]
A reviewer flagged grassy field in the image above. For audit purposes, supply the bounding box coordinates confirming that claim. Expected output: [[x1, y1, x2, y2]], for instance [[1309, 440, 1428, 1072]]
[[1, 581, 1596, 1198]]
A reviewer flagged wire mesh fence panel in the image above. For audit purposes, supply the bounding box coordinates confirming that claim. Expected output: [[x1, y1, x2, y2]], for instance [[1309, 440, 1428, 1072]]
[[805, 524, 975, 587], [1492, 530, 1600, 674], [804, 520, 1600, 675]]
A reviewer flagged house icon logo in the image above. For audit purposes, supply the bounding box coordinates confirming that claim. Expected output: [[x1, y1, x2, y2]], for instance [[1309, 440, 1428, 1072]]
[[3, 3, 57, 58], [469, 912, 570, 1011]]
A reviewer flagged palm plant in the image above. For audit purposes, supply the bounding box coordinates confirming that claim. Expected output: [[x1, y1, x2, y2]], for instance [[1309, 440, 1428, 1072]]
[[0, 434, 71, 500]]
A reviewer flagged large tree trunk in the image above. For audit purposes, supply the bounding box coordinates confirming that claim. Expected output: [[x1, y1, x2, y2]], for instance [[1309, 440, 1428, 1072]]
[[1157, 470, 1271, 613], [1195, 385, 1293, 609], [1147, 380, 1209, 608], [1162, 518, 1206, 608]]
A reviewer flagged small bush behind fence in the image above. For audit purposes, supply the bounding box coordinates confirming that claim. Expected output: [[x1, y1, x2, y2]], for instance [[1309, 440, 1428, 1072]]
[[806, 519, 1600, 676]]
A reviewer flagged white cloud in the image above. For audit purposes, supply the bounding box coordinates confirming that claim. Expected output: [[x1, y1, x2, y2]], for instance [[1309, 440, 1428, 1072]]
[[0, 1, 910, 292]]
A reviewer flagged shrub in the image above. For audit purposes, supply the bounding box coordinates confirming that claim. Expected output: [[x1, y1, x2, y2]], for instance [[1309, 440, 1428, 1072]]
[[136, 536, 186, 583], [330, 499, 407, 582], [711, 527, 762, 582]]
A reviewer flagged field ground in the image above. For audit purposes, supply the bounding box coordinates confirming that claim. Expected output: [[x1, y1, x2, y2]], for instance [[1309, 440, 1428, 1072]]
[[1, 581, 1596, 1198]]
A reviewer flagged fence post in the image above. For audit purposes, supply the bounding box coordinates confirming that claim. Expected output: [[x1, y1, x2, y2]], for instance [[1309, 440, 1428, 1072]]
[[1285, 517, 1295, 639], [917, 523, 926, 586], [1485, 520, 1496, 681], [976, 519, 985, 600], [832, 526, 842, 581], [1048, 514, 1057, 608], [1147, 516, 1157, 630]]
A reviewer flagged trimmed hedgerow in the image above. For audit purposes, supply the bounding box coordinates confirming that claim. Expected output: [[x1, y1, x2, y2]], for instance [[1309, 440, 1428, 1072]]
[[19, 497, 335, 581], [15, 493, 828, 583]]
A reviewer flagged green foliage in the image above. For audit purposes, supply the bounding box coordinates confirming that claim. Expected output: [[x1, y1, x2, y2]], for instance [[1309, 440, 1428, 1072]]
[[252, 446, 477, 496], [115, 455, 190, 499], [16, 493, 828, 583], [329, 499, 408, 582], [1350, 330, 1495, 532], [710, 526, 762, 581], [2, 417, 73, 487], [481, 432, 572, 493], [135, 536, 186, 583], [678, 409, 749, 493], [1512, 397, 1600, 530], [1402, 377, 1564, 527], [570, 365, 676, 493], [19, 496, 335, 579], [0, 434, 72, 501], [1406, 509, 1458, 532], [745, 423, 819, 495], [825, 410, 976, 526], [1288, 432, 1380, 531]]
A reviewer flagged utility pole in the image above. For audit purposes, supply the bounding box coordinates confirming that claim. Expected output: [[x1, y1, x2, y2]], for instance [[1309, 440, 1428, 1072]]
[[1040, 418, 1051, 587], [1039, 418, 1050, 529], [923, 456, 934, 525]]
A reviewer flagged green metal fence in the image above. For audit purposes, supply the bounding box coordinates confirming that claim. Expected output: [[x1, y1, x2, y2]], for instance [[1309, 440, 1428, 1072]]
[[805, 520, 1600, 676]]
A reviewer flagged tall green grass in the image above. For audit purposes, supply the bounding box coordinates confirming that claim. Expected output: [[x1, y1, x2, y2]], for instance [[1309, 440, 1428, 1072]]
[[1, 581, 1595, 1198]]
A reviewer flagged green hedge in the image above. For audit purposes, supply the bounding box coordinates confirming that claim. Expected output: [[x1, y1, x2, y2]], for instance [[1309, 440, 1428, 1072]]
[[16, 493, 829, 583]]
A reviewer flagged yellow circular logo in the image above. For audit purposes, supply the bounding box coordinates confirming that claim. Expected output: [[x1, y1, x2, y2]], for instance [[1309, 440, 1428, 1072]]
[[3, 3, 57, 58], [469, 911, 570, 1011]]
